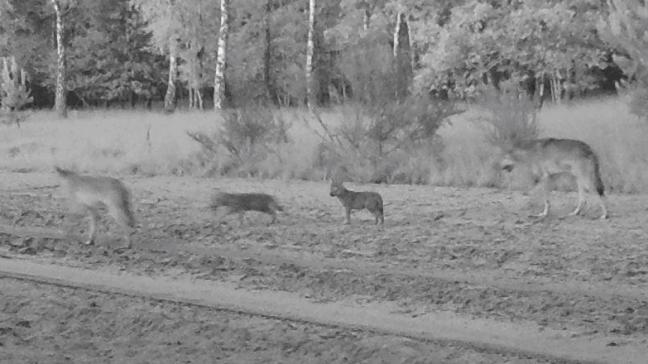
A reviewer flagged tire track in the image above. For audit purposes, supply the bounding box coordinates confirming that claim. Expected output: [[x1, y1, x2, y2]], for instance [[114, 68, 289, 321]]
[[0, 256, 644, 364]]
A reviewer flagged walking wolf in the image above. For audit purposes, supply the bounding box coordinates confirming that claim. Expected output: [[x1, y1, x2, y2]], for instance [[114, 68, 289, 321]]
[[498, 138, 608, 219], [329, 179, 384, 225], [55, 167, 136, 247], [210, 192, 284, 224]]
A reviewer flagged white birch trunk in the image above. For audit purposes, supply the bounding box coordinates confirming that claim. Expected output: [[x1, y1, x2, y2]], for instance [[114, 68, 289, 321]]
[[164, 36, 177, 112], [214, 0, 229, 110], [305, 0, 316, 109], [50, 0, 67, 118], [362, 1, 370, 31], [393, 11, 402, 59]]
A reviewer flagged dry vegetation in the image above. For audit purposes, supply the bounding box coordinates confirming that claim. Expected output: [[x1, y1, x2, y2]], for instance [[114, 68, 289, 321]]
[[2, 96, 648, 193]]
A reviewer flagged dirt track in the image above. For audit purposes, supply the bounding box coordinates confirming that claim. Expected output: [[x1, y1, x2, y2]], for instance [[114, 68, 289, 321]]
[[2, 171, 648, 363], [3, 277, 539, 364]]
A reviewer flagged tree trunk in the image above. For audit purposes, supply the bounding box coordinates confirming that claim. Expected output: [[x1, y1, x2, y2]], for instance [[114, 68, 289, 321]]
[[361, 1, 370, 31], [214, 0, 229, 110], [305, 0, 316, 109], [263, 0, 277, 104], [393, 11, 402, 59], [188, 42, 204, 110], [50, 0, 67, 118], [393, 11, 412, 100], [407, 16, 415, 71], [164, 36, 177, 113], [550, 71, 561, 104], [535, 73, 545, 109]]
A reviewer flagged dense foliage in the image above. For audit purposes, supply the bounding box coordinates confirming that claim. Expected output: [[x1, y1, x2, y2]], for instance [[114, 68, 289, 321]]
[[0, 0, 639, 110]]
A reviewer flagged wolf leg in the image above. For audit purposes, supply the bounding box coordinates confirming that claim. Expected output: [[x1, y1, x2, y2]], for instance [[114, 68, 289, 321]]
[[108, 204, 135, 248], [595, 194, 608, 220], [85, 208, 99, 245], [269, 211, 277, 225], [531, 177, 550, 218], [569, 178, 586, 216], [238, 211, 245, 226]]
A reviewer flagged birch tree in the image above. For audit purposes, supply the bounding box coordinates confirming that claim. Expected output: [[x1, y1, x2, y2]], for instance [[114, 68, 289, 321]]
[[391, 2, 412, 100], [213, 0, 229, 110], [305, 0, 316, 109], [164, 33, 178, 112], [263, 0, 277, 103], [50, 0, 67, 117]]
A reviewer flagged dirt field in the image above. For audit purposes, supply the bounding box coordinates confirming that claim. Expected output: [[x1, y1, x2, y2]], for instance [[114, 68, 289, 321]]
[[1, 171, 648, 362], [3, 277, 552, 364]]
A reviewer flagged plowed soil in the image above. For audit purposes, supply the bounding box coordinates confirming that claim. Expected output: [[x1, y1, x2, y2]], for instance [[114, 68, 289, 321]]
[[1, 171, 648, 362]]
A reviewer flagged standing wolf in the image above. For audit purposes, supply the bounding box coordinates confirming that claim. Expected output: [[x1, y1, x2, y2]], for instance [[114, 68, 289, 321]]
[[329, 179, 384, 225], [210, 192, 284, 224], [499, 138, 608, 219], [55, 167, 136, 247]]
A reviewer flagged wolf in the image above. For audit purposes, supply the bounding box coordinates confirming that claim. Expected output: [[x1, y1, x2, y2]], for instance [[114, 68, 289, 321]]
[[329, 179, 384, 225], [210, 192, 284, 224], [55, 167, 136, 247], [498, 138, 608, 219]]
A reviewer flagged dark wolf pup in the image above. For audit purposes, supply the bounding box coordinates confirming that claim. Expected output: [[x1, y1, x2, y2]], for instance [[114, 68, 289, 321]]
[[329, 179, 384, 225], [210, 192, 284, 224]]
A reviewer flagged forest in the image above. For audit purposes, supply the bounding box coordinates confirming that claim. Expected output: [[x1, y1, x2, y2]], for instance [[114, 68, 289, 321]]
[[1, 0, 644, 112]]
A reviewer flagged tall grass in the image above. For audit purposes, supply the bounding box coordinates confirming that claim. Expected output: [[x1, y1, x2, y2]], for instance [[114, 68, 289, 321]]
[[433, 97, 648, 193], [0, 110, 219, 175], [2, 97, 648, 193]]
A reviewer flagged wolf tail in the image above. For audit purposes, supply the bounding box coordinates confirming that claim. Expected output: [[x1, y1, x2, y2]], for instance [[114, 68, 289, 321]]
[[591, 154, 605, 196], [54, 166, 75, 178]]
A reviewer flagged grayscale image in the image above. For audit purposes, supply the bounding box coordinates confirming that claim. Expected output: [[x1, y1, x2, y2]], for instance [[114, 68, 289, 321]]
[[0, 0, 646, 363]]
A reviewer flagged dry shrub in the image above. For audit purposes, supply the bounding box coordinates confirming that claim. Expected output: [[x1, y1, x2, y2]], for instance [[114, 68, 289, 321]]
[[314, 97, 458, 184], [187, 106, 291, 177], [475, 90, 540, 149]]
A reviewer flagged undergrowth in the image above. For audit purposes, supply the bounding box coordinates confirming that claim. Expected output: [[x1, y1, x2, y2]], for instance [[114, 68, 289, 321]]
[[2, 96, 648, 193]]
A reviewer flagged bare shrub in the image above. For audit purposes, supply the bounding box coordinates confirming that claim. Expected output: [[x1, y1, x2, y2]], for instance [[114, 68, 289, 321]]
[[187, 106, 291, 177], [475, 90, 540, 149], [314, 97, 459, 183]]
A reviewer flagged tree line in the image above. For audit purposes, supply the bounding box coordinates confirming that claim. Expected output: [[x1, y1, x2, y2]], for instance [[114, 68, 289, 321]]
[[1, 0, 647, 117]]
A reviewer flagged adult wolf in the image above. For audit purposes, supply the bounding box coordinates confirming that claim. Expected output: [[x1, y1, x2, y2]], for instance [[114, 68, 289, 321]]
[[55, 167, 136, 247], [499, 138, 608, 219]]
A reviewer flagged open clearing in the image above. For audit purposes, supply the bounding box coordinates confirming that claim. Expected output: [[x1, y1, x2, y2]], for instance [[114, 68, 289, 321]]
[[1, 171, 648, 363]]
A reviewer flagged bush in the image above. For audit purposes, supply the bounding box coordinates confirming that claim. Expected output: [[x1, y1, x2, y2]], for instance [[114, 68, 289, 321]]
[[187, 106, 291, 177], [315, 97, 459, 183], [475, 90, 540, 149]]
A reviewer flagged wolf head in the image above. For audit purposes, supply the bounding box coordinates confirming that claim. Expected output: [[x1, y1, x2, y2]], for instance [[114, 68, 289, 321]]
[[329, 179, 345, 197], [497, 143, 529, 173]]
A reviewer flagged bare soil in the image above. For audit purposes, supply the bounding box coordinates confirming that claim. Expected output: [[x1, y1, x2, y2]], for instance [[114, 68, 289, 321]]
[[2, 277, 552, 364], [2, 171, 648, 362]]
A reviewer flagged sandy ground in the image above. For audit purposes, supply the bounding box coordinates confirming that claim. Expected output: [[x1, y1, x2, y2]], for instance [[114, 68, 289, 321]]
[[2, 277, 552, 364], [1, 171, 648, 362]]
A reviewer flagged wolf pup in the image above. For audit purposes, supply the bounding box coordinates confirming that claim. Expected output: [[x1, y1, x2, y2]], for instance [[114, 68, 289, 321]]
[[55, 166, 136, 247], [329, 179, 384, 225], [499, 137, 608, 219], [210, 192, 284, 224]]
